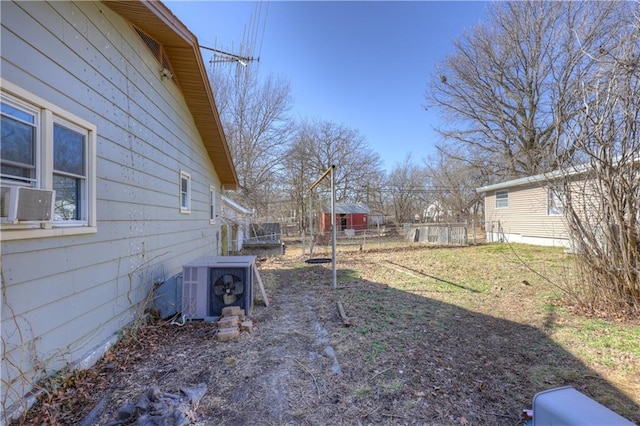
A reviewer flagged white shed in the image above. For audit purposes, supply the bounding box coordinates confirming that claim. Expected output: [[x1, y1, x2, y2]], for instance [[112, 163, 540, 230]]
[[221, 195, 253, 253]]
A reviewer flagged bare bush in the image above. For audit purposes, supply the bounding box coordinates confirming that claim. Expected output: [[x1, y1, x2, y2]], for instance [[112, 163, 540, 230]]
[[560, 9, 640, 314]]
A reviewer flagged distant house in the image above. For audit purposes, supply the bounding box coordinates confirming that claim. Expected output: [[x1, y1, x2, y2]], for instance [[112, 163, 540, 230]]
[[423, 202, 447, 223], [0, 1, 238, 418], [476, 173, 571, 247], [368, 209, 386, 227], [221, 195, 252, 254], [320, 203, 370, 233]]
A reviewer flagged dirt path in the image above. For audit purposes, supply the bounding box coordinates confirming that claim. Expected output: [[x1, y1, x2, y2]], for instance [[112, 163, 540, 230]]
[[209, 265, 343, 425], [79, 261, 346, 426]]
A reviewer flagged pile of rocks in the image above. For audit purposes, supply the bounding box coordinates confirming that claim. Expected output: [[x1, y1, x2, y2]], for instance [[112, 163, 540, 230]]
[[216, 306, 254, 342]]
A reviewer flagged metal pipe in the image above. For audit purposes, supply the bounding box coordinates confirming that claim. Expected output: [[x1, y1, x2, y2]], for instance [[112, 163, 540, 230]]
[[330, 165, 337, 290], [308, 165, 337, 290]]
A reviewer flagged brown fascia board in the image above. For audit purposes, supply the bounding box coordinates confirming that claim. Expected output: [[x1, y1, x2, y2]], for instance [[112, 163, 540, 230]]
[[102, 0, 239, 189]]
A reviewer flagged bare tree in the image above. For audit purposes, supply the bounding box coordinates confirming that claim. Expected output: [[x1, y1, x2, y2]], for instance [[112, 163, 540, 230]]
[[559, 9, 640, 313], [283, 123, 315, 231], [210, 68, 294, 217], [284, 119, 383, 231], [385, 155, 431, 224], [425, 151, 485, 222], [426, 1, 623, 180]]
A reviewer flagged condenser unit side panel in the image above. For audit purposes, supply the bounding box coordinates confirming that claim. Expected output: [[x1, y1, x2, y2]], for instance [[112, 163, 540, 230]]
[[195, 266, 209, 318], [181, 266, 198, 319], [251, 266, 256, 310]]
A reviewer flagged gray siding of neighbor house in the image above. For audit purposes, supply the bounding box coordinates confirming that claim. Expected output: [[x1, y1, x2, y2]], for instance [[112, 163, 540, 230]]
[[1, 1, 222, 414], [484, 182, 569, 243]]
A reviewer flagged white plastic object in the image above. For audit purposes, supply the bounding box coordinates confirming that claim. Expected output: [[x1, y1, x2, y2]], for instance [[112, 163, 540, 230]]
[[533, 386, 634, 426]]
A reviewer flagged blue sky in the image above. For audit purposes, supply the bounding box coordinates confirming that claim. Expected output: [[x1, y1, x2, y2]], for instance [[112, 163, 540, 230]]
[[166, 1, 489, 171]]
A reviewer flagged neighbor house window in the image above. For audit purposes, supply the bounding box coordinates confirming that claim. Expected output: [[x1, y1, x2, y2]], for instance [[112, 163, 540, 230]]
[[547, 187, 564, 216], [180, 171, 191, 213], [209, 185, 216, 223], [495, 190, 509, 208], [1, 82, 97, 239]]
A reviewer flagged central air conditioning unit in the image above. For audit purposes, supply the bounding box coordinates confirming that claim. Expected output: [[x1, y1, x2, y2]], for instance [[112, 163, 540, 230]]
[[0, 186, 56, 223], [181, 256, 257, 320]]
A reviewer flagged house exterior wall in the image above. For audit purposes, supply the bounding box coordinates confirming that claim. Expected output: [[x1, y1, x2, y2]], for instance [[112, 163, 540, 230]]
[[483, 182, 570, 247], [1, 1, 224, 416]]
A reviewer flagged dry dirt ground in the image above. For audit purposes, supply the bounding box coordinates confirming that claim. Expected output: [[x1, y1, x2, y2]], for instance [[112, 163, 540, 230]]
[[15, 243, 640, 425]]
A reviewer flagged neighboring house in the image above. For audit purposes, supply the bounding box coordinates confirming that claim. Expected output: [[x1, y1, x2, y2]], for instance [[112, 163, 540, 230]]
[[476, 173, 570, 247], [477, 156, 640, 249], [320, 203, 370, 233], [0, 1, 238, 418], [368, 209, 385, 227], [423, 202, 448, 223], [221, 195, 252, 254]]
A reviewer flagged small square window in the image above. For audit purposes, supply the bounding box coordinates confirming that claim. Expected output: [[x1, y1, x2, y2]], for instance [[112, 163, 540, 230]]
[[179, 171, 191, 213], [495, 190, 508, 208]]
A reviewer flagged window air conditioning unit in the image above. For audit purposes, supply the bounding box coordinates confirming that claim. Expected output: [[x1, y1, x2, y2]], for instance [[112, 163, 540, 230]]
[[182, 256, 257, 320], [0, 186, 55, 223]]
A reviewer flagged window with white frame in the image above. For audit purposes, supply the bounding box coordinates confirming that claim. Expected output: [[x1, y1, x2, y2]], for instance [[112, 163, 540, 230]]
[[209, 185, 216, 223], [179, 170, 191, 213], [547, 186, 564, 216], [0, 100, 37, 184], [1, 83, 96, 235], [53, 120, 87, 221], [495, 189, 509, 208]]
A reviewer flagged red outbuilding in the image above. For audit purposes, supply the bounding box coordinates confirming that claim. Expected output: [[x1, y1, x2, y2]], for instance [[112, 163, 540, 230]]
[[320, 203, 370, 233]]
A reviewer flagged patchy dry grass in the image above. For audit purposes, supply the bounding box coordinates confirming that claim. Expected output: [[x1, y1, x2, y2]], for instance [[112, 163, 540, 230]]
[[296, 240, 639, 422], [15, 240, 640, 425]]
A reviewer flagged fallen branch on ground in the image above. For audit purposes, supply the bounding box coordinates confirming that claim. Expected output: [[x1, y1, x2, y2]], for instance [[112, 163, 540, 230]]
[[336, 301, 351, 326]]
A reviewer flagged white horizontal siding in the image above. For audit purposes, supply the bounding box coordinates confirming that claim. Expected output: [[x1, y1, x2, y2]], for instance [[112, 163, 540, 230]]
[[1, 1, 224, 415], [484, 182, 569, 243]]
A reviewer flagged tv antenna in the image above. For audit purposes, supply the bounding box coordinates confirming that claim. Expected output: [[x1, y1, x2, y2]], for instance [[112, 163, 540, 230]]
[[200, 45, 259, 68]]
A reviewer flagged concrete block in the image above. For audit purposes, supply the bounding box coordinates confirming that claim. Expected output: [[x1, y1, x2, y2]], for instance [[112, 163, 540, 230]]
[[221, 306, 242, 317], [217, 315, 239, 329], [217, 328, 239, 342], [240, 320, 253, 333]]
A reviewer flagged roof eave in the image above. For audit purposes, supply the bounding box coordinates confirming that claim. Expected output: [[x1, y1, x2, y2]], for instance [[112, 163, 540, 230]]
[[475, 166, 587, 193], [102, 0, 239, 189]]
